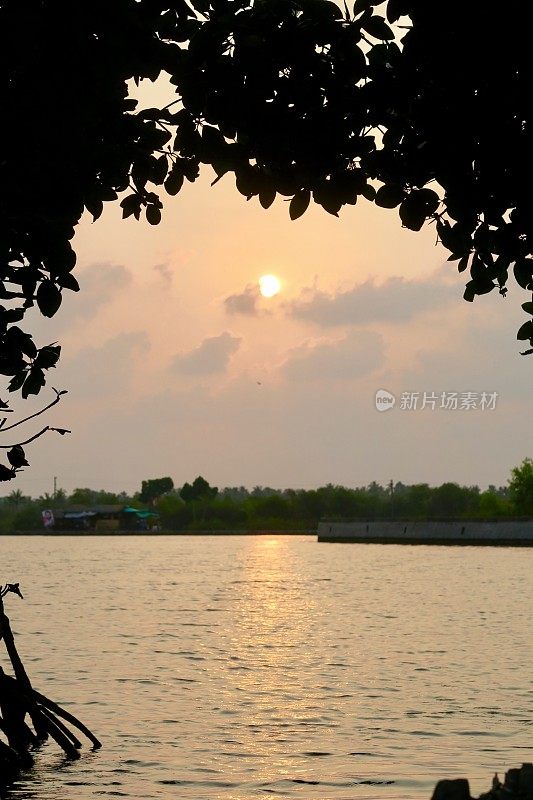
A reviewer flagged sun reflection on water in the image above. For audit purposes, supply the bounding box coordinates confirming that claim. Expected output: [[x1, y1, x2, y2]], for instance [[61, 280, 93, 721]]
[[219, 536, 332, 787]]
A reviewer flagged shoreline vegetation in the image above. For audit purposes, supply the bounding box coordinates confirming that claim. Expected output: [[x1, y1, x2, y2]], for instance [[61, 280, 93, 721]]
[[6, 522, 533, 543], [2, 460, 533, 535], [5, 522, 533, 539]]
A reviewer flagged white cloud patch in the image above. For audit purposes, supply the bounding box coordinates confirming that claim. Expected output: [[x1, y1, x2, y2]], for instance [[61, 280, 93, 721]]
[[289, 273, 459, 327], [224, 284, 261, 316], [281, 330, 385, 381], [172, 332, 242, 375]]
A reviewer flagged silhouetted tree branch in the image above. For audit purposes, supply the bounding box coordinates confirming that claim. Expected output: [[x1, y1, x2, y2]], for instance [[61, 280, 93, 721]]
[[0, 390, 70, 481], [1, 0, 531, 483]]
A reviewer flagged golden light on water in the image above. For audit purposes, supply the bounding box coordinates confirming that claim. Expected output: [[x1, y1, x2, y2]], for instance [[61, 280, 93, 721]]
[[259, 274, 281, 298]]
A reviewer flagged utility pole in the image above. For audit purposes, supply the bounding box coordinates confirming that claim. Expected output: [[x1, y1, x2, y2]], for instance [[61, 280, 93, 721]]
[[388, 479, 394, 519], [53, 476, 57, 500]]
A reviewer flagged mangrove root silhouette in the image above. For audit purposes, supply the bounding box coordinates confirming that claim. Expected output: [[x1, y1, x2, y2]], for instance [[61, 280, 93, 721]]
[[431, 764, 533, 800], [0, 583, 101, 784]]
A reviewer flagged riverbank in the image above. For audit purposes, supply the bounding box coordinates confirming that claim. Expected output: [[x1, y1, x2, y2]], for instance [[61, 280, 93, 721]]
[[3, 529, 315, 536], [318, 519, 533, 545]]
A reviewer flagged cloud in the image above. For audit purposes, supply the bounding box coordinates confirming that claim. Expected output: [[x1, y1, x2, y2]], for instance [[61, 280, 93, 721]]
[[154, 262, 173, 285], [60, 331, 150, 399], [224, 284, 260, 316], [281, 330, 385, 381], [24, 262, 134, 346], [74, 263, 133, 319], [43, 262, 132, 330], [172, 332, 242, 375], [289, 273, 459, 327], [402, 304, 532, 401]]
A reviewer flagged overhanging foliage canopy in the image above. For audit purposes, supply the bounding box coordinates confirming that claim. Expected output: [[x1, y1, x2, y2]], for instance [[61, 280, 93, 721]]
[[1, 0, 531, 475]]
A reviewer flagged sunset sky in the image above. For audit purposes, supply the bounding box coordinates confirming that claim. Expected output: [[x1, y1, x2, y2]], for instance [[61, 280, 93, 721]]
[[6, 80, 532, 499]]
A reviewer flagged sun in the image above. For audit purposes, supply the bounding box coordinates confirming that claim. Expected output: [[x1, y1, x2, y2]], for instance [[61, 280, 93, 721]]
[[259, 274, 281, 298]]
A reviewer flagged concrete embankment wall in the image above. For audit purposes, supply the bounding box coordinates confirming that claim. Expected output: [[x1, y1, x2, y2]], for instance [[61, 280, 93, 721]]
[[317, 520, 533, 545]]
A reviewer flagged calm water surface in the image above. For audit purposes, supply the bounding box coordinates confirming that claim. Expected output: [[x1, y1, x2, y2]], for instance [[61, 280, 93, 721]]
[[0, 535, 532, 800]]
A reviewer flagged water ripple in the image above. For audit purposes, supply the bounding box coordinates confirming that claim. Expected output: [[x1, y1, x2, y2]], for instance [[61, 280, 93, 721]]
[[1, 535, 532, 800]]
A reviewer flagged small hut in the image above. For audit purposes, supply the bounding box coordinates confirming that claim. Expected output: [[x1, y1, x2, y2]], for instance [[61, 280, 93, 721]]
[[44, 505, 159, 532]]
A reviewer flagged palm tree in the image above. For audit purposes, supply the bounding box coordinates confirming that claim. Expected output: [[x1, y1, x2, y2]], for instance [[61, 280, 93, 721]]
[[5, 490, 26, 508]]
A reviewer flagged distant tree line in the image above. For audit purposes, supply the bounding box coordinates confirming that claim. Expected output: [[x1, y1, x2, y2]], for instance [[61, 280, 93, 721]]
[[2, 460, 533, 533]]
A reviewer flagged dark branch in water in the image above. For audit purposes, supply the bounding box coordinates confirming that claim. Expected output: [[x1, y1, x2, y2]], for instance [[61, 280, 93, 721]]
[[33, 689, 102, 750], [0, 583, 101, 776]]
